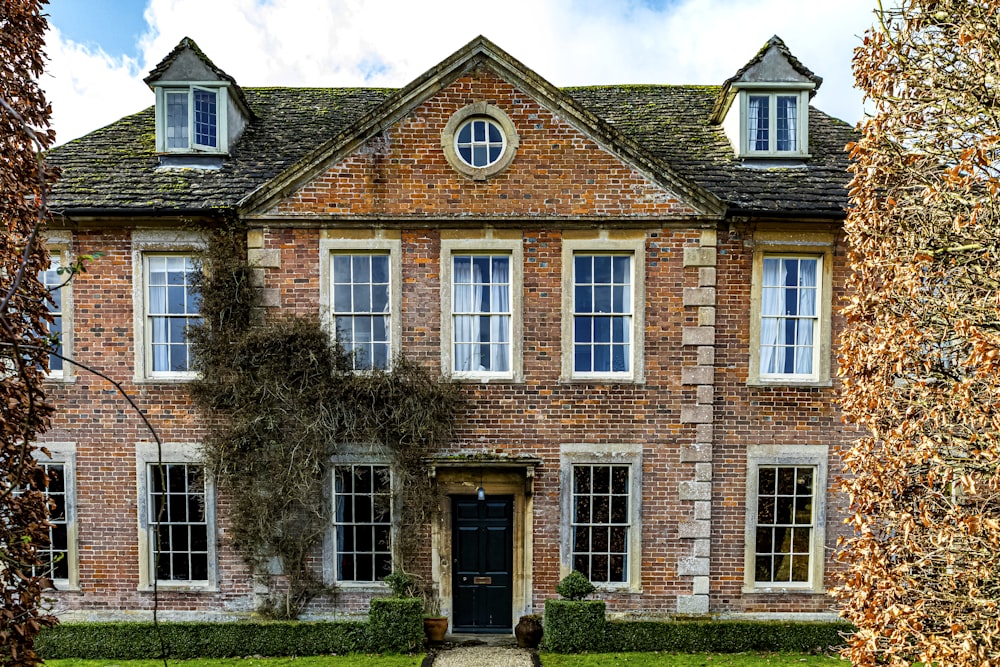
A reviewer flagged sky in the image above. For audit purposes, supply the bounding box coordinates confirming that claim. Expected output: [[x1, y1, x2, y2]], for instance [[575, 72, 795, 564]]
[[41, 0, 879, 146]]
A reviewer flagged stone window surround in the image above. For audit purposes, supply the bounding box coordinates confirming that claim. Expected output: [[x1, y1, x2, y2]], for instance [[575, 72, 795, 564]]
[[323, 450, 395, 590], [559, 442, 643, 594], [735, 84, 812, 159], [441, 102, 520, 180], [561, 232, 646, 383], [131, 230, 206, 383], [135, 441, 218, 592], [318, 234, 403, 371], [743, 443, 828, 594], [439, 232, 524, 383], [153, 83, 232, 154], [747, 230, 833, 387], [44, 233, 75, 382], [36, 441, 79, 591]]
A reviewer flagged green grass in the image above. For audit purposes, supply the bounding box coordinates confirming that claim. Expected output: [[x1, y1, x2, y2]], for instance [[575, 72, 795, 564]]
[[46, 658, 424, 667], [539, 652, 845, 666]]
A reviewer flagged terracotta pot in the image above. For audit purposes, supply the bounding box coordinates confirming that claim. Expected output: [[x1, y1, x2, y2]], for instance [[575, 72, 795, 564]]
[[514, 615, 543, 648], [423, 616, 448, 644]]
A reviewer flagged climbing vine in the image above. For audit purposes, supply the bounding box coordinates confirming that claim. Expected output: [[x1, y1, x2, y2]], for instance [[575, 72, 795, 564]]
[[189, 225, 461, 618]]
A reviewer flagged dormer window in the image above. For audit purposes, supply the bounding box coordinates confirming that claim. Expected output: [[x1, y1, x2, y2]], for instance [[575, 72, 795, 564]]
[[144, 37, 253, 162], [741, 89, 810, 157], [166, 87, 218, 150], [156, 85, 227, 153], [710, 36, 821, 161]]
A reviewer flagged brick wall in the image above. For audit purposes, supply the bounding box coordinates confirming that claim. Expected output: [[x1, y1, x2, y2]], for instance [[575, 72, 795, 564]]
[[40, 68, 855, 620]]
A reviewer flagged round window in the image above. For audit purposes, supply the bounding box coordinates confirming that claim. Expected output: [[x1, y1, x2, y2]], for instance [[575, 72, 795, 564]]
[[441, 102, 519, 180], [455, 118, 506, 168]]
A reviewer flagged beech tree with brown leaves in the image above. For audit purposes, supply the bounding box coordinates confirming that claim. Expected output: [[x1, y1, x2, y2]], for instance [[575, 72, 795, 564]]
[[837, 1, 1000, 665], [0, 1, 60, 665]]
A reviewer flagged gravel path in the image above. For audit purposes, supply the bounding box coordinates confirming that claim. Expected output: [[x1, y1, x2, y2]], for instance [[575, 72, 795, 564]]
[[430, 645, 535, 667]]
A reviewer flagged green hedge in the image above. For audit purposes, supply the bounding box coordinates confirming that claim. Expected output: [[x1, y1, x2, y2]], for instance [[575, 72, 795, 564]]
[[603, 620, 853, 653], [369, 597, 423, 653], [543, 599, 852, 654], [37, 609, 424, 659], [543, 599, 607, 652]]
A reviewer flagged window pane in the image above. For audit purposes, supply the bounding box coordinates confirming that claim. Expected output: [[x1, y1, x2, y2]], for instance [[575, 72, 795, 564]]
[[759, 256, 820, 377], [333, 465, 392, 582], [776, 96, 797, 152], [166, 91, 189, 149], [149, 463, 209, 583], [147, 255, 199, 373], [451, 254, 510, 374], [331, 253, 392, 370], [754, 465, 817, 584], [572, 464, 631, 583], [193, 89, 217, 148], [574, 254, 632, 373], [748, 95, 769, 151]]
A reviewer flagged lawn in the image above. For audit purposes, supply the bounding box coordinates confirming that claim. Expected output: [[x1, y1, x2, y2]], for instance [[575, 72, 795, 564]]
[[539, 652, 844, 666], [44, 653, 843, 667], [46, 658, 424, 667]]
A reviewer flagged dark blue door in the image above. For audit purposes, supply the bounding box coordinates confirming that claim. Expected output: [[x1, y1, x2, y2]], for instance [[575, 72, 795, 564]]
[[452, 495, 513, 632]]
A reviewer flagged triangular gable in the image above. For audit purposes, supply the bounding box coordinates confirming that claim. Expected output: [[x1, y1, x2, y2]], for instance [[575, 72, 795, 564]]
[[144, 36, 253, 120], [710, 35, 821, 124], [241, 36, 723, 218]]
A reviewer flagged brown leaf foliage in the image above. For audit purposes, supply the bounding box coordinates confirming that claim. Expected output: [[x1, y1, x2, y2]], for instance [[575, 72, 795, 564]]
[[837, 1, 1000, 665], [0, 1, 60, 665]]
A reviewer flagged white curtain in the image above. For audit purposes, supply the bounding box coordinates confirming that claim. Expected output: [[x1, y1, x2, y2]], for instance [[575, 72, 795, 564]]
[[453, 258, 474, 371], [778, 97, 797, 151], [491, 259, 510, 372], [149, 285, 169, 371], [748, 96, 768, 151], [760, 259, 786, 374], [794, 260, 817, 374]]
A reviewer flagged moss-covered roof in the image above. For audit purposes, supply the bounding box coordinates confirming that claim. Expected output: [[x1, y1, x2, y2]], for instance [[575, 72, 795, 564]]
[[567, 85, 854, 215], [47, 83, 854, 217]]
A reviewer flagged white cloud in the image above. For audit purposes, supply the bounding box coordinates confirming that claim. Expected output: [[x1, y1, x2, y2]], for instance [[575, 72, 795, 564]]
[[44, 0, 877, 144], [43, 25, 149, 145]]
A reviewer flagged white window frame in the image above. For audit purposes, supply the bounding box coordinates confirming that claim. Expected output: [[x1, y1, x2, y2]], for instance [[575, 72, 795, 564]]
[[323, 451, 395, 589], [737, 86, 811, 158], [331, 463, 393, 585], [748, 233, 833, 386], [32, 441, 78, 590], [441, 237, 523, 382], [154, 83, 230, 154], [132, 231, 205, 382], [441, 102, 520, 180], [561, 236, 645, 383], [454, 117, 507, 169], [136, 441, 217, 591], [744, 444, 828, 594], [319, 236, 402, 371], [559, 443, 643, 593], [42, 238, 74, 381]]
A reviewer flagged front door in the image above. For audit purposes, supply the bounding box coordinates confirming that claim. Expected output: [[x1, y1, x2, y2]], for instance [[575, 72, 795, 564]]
[[451, 495, 513, 632]]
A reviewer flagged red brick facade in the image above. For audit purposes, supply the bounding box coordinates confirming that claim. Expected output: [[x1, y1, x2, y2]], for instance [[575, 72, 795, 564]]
[[42, 47, 854, 625]]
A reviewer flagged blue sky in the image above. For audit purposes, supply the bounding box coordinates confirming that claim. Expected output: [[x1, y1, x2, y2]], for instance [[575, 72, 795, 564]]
[[46, 0, 147, 59], [41, 0, 878, 145]]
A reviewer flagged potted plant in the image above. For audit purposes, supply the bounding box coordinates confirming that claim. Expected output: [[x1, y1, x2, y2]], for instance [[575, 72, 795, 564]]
[[514, 613, 543, 648], [422, 593, 448, 644]]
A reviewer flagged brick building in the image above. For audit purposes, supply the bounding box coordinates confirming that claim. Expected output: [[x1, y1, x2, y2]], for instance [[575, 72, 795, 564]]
[[42, 35, 857, 628]]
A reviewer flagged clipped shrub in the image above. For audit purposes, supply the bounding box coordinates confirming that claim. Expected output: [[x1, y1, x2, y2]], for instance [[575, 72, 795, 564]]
[[543, 598, 607, 652], [369, 597, 423, 652], [382, 570, 416, 598], [555, 570, 596, 601], [603, 619, 850, 653], [34, 618, 420, 659]]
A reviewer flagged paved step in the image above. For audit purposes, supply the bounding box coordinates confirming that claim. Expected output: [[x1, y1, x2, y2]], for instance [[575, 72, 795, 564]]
[[429, 645, 536, 667]]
